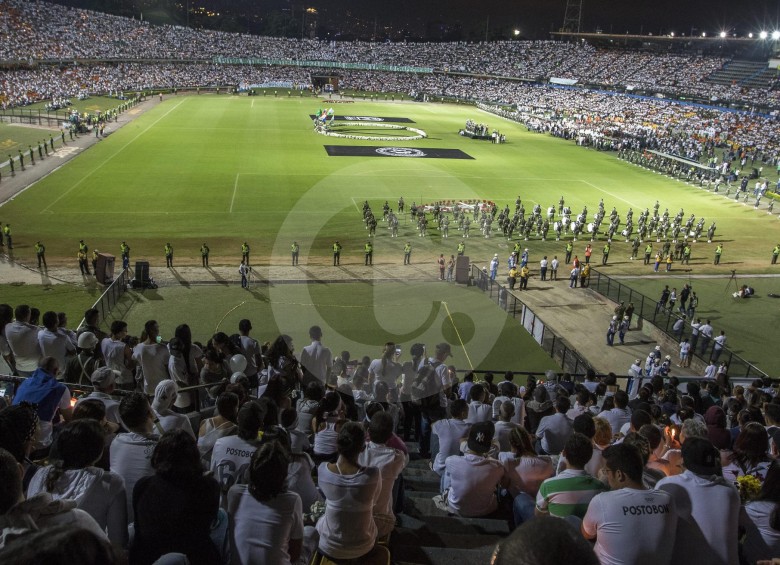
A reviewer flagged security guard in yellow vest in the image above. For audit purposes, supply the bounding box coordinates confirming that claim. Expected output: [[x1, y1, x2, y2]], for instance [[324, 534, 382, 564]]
[[291, 242, 299, 266], [35, 241, 46, 269], [364, 241, 373, 266], [165, 243, 173, 268], [201, 243, 210, 267], [241, 242, 250, 264], [333, 241, 342, 266]]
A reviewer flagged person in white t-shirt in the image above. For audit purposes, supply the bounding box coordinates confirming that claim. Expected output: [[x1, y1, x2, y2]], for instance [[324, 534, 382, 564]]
[[492, 382, 525, 425], [131, 320, 170, 394], [151, 380, 194, 438], [368, 342, 402, 389], [740, 460, 780, 564], [657, 437, 740, 565], [535, 397, 573, 455], [75, 367, 121, 424], [466, 384, 493, 424], [596, 390, 631, 437], [445, 421, 506, 517], [228, 439, 307, 565], [110, 392, 158, 523], [101, 320, 135, 390], [37, 311, 75, 377], [494, 401, 521, 452], [316, 421, 381, 561], [582, 443, 677, 565], [299, 325, 333, 385], [211, 401, 263, 507], [238, 319, 263, 387], [431, 399, 471, 482], [500, 427, 554, 526], [358, 411, 409, 538], [5, 305, 42, 377]]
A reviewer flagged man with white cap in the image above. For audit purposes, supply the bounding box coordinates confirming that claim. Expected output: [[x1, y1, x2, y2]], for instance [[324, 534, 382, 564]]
[[63, 331, 103, 385], [75, 366, 121, 424], [152, 379, 194, 437]]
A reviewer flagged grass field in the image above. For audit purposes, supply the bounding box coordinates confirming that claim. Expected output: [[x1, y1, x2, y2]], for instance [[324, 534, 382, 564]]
[[107, 282, 559, 373], [0, 122, 60, 156], [1, 95, 779, 374]]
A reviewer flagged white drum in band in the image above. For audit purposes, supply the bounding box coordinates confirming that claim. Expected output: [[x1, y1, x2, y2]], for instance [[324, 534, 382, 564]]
[[553, 221, 561, 231], [570, 221, 577, 231]]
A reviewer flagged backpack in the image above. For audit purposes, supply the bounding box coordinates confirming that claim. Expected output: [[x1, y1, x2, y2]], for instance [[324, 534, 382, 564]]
[[411, 362, 442, 410]]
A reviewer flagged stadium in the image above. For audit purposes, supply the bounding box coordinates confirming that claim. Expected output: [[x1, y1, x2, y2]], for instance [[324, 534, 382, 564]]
[[0, 0, 779, 562]]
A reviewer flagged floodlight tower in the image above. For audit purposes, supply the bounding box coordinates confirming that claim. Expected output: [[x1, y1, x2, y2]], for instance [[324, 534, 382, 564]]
[[562, 0, 583, 33]]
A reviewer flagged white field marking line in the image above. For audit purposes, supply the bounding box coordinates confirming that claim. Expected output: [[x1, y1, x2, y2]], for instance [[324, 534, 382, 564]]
[[230, 173, 240, 213], [41, 99, 187, 213], [579, 180, 640, 208], [251, 99, 254, 108], [441, 301, 474, 370]]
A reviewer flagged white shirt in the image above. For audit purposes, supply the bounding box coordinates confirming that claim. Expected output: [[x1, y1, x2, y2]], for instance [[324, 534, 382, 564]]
[[109, 432, 157, 523], [656, 470, 740, 565], [132, 342, 171, 393], [228, 486, 303, 565], [102, 337, 133, 384], [703, 364, 717, 379], [494, 421, 520, 452], [5, 320, 41, 372], [287, 453, 320, 511], [583, 488, 677, 565], [432, 418, 471, 475], [37, 328, 75, 376], [445, 453, 505, 517], [741, 500, 780, 565], [535, 412, 572, 455], [499, 453, 554, 497], [466, 401, 492, 424], [699, 324, 713, 338], [238, 335, 261, 378], [76, 391, 120, 424], [210, 435, 258, 505], [713, 334, 726, 349], [358, 442, 409, 537], [492, 395, 525, 425], [368, 358, 402, 386], [551, 258, 559, 269], [597, 407, 631, 437], [154, 408, 195, 437], [316, 463, 381, 560], [299, 340, 332, 381]]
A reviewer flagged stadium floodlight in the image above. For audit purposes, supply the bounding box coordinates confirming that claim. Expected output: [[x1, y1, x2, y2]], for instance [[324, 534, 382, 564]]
[[760, 31, 768, 39], [719, 31, 726, 38], [773, 31, 780, 40], [670, 32, 675, 37], [701, 32, 706, 37], [514, 29, 520, 36], [748, 33, 753, 38]]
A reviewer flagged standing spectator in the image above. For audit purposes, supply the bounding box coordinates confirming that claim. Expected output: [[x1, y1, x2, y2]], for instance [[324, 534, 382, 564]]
[[101, 320, 134, 390], [299, 325, 332, 385], [657, 437, 740, 565], [37, 311, 75, 377], [132, 320, 170, 394], [432, 399, 471, 487], [63, 332, 102, 385], [131, 430, 222, 565], [466, 384, 492, 424], [582, 443, 677, 564], [5, 305, 41, 377]]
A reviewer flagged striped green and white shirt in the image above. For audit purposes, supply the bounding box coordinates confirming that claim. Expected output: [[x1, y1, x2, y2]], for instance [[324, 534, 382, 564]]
[[536, 469, 607, 518]]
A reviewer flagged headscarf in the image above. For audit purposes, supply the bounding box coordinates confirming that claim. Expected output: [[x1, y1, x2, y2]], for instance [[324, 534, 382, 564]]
[[705, 405, 732, 451]]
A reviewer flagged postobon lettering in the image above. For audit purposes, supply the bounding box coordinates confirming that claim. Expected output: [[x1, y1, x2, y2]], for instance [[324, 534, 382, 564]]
[[225, 447, 255, 458], [622, 504, 671, 516]]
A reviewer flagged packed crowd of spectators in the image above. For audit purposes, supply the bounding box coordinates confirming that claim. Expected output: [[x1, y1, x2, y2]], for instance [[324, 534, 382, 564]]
[[0, 0, 777, 106], [1, 300, 780, 564]]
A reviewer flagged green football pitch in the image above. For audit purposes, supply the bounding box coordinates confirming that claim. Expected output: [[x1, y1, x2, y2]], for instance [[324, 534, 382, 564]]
[[1, 95, 779, 373], [3, 95, 779, 272]]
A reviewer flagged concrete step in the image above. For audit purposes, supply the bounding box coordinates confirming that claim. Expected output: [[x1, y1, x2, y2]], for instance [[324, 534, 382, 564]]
[[392, 545, 497, 565]]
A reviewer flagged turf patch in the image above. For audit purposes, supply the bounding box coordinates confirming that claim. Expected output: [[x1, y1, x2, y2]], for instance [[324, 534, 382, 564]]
[[324, 145, 474, 159]]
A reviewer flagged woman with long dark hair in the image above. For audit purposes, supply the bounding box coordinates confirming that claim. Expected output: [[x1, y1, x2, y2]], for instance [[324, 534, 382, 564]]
[[169, 324, 203, 412], [266, 334, 302, 398], [723, 422, 772, 483], [131, 429, 221, 565]]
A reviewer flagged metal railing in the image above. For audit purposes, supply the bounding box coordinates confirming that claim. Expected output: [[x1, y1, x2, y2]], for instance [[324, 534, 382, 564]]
[[470, 264, 593, 375], [77, 268, 132, 333], [588, 268, 768, 379]]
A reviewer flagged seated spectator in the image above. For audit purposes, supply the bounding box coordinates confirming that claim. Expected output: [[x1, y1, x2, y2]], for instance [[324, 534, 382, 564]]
[[597, 390, 631, 437], [227, 439, 307, 565], [492, 515, 598, 565], [0, 403, 40, 490], [492, 382, 525, 425], [432, 398, 470, 481], [445, 421, 506, 517], [466, 384, 492, 424], [316, 421, 381, 561], [296, 382, 323, 438], [740, 460, 780, 564], [639, 424, 673, 477], [459, 372, 475, 401], [723, 422, 771, 483], [12, 357, 71, 452], [110, 392, 158, 523], [0, 447, 107, 551], [494, 401, 521, 452], [526, 385, 554, 434], [657, 437, 740, 565], [211, 400, 264, 507], [566, 389, 592, 421], [312, 391, 344, 464], [358, 411, 409, 538], [131, 430, 222, 565], [75, 367, 121, 424], [536, 433, 607, 520], [0, 523, 116, 564], [705, 405, 732, 451], [501, 427, 554, 526], [281, 408, 311, 454], [197, 392, 239, 462], [26, 419, 127, 546], [535, 396, 573, 455], [582, 443, 677, 564], [622, 432, 665, 487], [151, 380, 194, 437], [71, 399, 118, 471]]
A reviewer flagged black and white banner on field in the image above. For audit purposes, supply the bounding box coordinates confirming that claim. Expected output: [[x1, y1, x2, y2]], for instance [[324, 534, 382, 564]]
[[308, 115, 415, 123], [324, 146, 474, 159]]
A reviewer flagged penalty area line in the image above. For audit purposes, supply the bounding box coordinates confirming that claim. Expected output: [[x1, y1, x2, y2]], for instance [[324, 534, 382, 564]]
[[441, 301, 474, 370], [229, 173, 240, 213]]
